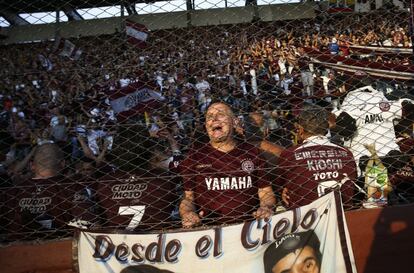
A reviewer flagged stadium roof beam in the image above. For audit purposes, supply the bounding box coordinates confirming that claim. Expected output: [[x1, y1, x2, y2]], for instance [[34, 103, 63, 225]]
[[63, 7, 83, 21], [124, 2, 137, 15], [245, 0, 259, 21], [0, 0, 167, 14], [186, 0, 194, 11], [1, 2, 318, 45], [0, 10, 29, 25], [245, 0, 257, 6]]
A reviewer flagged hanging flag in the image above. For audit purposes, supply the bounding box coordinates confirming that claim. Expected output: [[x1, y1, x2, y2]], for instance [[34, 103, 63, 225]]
[[125, 20, 149, 48]]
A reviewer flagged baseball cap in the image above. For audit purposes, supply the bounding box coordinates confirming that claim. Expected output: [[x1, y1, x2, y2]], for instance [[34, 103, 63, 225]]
[[263, 230, 321, 273]]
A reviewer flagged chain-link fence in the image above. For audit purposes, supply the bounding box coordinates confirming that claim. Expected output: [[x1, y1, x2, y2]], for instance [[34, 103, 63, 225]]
[[0, 0, 413, 244]]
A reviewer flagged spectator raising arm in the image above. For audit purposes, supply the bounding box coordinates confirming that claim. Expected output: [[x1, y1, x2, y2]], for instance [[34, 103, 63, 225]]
[[77, 135, 108, 165]]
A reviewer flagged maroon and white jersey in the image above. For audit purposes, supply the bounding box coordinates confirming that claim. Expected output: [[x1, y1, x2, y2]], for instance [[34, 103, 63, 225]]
[[96, 170, 178, 231], [276, 136, 357, 209], [179, 142, 271, 223], [337, 87, 411, 160], [5, 176, 72, 240]]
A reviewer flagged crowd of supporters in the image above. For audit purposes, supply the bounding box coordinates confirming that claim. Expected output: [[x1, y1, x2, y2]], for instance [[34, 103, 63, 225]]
[[0, 8, 413, 242]]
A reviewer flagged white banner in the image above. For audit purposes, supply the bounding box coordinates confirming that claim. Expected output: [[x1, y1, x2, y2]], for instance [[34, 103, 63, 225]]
[[76, 191, 357, 273], [60, 39, 76, 58], [57, 39, 82, 60]]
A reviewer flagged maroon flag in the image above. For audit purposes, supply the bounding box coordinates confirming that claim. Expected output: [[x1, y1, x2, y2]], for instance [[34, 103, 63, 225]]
[[125, 20, 148, 48]]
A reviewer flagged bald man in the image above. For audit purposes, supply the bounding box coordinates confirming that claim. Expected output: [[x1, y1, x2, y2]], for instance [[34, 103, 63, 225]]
[[179, 102, 276, 227], [3, 144, 73, 240], [31, 143, 65, 179]]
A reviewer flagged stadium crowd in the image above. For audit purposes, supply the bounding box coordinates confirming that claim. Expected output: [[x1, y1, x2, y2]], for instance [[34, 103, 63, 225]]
[[0, 8, 413, 241]]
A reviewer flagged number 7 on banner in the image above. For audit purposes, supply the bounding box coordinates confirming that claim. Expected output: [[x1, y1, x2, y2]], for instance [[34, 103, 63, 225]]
[[118, 206, 146, 230]]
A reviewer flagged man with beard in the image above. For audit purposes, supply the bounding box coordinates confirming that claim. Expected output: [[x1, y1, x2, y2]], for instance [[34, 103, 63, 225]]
[[179, 102, 276, 227]]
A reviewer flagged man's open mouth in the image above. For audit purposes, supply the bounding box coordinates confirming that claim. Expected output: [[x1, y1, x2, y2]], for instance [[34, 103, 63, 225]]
[[212, 125, 223, 132]]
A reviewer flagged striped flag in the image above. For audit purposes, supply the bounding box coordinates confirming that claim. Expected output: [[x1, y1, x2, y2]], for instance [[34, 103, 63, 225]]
[[107, 81, 165, 121], [125, 20, 148, 48]]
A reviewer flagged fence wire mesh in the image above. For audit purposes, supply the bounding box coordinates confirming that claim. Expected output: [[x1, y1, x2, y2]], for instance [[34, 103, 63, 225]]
[[0, 0, 413, 244]]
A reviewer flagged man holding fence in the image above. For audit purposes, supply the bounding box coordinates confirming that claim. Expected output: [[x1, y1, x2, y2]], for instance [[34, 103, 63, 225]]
[[179, 102, 276, 227]]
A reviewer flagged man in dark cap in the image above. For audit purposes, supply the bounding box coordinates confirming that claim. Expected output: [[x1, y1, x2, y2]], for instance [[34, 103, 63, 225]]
[[263, 230, 322, 273]]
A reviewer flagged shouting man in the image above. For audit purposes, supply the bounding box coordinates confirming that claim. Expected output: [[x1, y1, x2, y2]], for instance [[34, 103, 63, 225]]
[[179, 102, 276, 227]]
